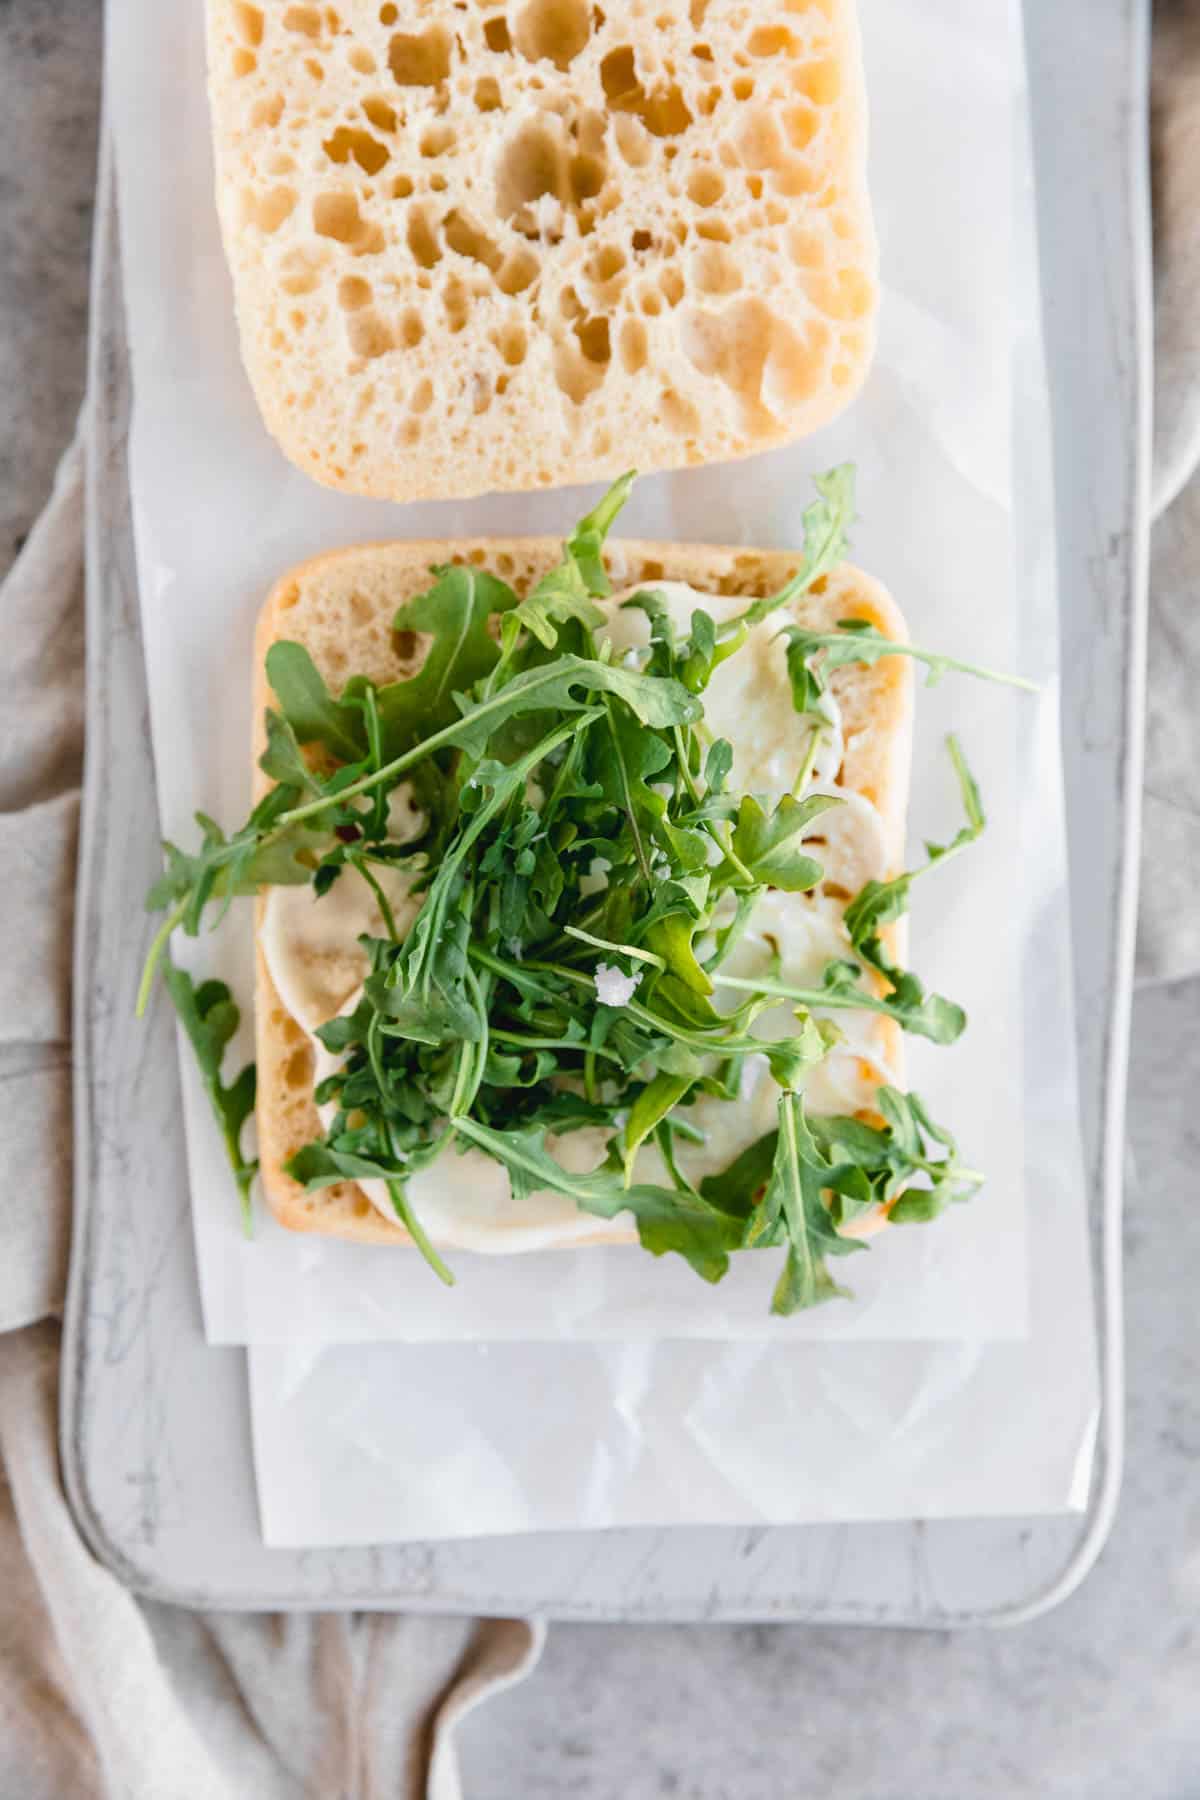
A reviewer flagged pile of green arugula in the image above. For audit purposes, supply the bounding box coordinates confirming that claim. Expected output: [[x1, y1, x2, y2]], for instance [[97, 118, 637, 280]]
[[142, 467, 1031, 1314]]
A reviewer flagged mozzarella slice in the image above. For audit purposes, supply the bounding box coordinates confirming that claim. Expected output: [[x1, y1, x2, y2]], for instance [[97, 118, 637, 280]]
[[604, 581, 846, 793], [310, 1032, 630, 1249], [260, 861, 423, 1034]]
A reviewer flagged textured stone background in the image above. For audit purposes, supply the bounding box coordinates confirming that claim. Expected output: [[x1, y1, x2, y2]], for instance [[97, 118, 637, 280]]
[[2, 3, 1196, 1796]]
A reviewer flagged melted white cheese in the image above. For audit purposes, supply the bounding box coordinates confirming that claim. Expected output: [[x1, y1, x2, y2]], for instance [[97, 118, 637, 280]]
[[260, 863, 424, 1034], [309, 1031, 630, 1250], [260, 588, 896, 1248], [631, 890, 898, 1195], [605, 582, 845, 793]]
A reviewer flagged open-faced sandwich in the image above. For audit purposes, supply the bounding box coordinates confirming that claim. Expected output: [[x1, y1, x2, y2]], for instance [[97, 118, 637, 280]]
[[143, 470, 1024, 1313]]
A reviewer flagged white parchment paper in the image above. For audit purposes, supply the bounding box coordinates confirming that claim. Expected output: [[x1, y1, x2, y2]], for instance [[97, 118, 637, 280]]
[[107, 0, 1098, 1530]]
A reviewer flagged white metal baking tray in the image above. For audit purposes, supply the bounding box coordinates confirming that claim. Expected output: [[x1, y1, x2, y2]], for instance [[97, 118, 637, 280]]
[[61, 0, 1149, 1621]]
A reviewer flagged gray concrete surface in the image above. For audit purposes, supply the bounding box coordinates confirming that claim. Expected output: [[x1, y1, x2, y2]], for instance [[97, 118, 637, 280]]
[[459, 976, 1200, 1800], [2, 2, 1195, 1795], [0, 0, 101, 584]]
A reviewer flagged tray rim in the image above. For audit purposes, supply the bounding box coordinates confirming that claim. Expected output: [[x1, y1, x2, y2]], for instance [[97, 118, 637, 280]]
[[60, 0, 1150, 1625]]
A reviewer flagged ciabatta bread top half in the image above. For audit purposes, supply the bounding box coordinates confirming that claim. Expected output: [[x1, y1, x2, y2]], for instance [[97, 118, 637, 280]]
[[207, 1, 877, 502]]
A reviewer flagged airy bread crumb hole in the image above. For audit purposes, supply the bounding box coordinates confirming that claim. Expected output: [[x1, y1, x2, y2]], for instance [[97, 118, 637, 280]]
[[600, 46, 692, 137], [338, 275, 372, 310], [251, 93, 284, 127], [618, 316, 647, 373], [362, 96, 397, 132], [322, 127, 390, 175], [687, 167, 724, 206], [406, 207, 442, 268], [283, 5, 323, 35], [388, 27, 451, 86], [313, 192, 383, 253], [574, 314, 610, 362], [512, 0, 591, 69], [241, 187, 296, 233], [233, 4, 264, 46], [748, 25, 796, 56], [496, 324, 527, 364]]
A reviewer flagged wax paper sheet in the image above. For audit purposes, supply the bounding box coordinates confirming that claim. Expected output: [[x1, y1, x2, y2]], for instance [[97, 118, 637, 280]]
[[106, 0, 1098, 1532]]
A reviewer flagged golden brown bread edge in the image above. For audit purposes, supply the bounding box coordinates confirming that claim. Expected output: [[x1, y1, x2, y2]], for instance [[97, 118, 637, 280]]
[[252, 539, 914, 1244]]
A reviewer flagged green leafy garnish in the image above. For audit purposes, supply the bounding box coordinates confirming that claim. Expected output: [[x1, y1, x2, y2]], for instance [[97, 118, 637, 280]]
[[845, 734, 985, 953], [163, 964, 257, 1234], [142, 469, 1024, 1312], [781, 619, 1038, 711]]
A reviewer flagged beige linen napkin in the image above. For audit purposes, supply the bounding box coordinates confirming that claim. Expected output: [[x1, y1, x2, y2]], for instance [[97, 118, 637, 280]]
[[1141, 1, 1200, 984], [1, 11, 1198, 1794], [0, 435, 542, 1799]]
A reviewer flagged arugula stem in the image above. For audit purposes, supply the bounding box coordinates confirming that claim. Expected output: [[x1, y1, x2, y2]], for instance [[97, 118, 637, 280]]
[[366, 1010, 391, 1098], [709, 970, 897, 1022], [672, 726, 704, 807], [789, 631, 1039, 695], [564, 924, 666, 970], [541, 729, 586, 819], [490, 1027, 624, 1067], [584, 1050, 599, 1105], [717, 511, 848, 640], [385, 1177, 455, 1285], [458, 964, 491, 1116], [518, 957, 785, 1056], [136, 898, 189, 1017], [712, 825, 757, 889], [655, 1120, 702, 1199], [703, 890, 760, 975], [353, 857, 401, 941], [602, 696, 653, 883], [278, 694, 605, 831], [793, 727, 823, 797]]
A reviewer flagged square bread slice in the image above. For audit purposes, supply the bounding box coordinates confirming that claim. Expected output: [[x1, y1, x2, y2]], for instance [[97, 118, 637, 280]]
[[207, 1, 877, 502], [253, 538, 913, 1242]]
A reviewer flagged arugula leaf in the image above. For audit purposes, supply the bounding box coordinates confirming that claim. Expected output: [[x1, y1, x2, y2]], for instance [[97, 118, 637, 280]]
[[259, 708, 325, 796], [446, 654, 702, 760], [265, 642, 368, 763], [379, 565, 519, 752], [698, 1131, 779, 1220], [564, 471, 635, 596], [781, 619, 1038, 698], [451, 1116, 742, 1282], [724, 791, 843, 892], [754, 1093, 863, 1314], [722, 466, 857, 636], [644, 911, 713, 997], [815, 957, 966, 1046], [844, 736, 984, 950], [287, 1141, 455, 1283], [493, 474, 634, 657], [509, 579, 606, 651], [810, 1087, 983, 1225], [163, 965, 257, 1233], [621, 1073, 695, 1180], [591, 703, 707, 884]]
